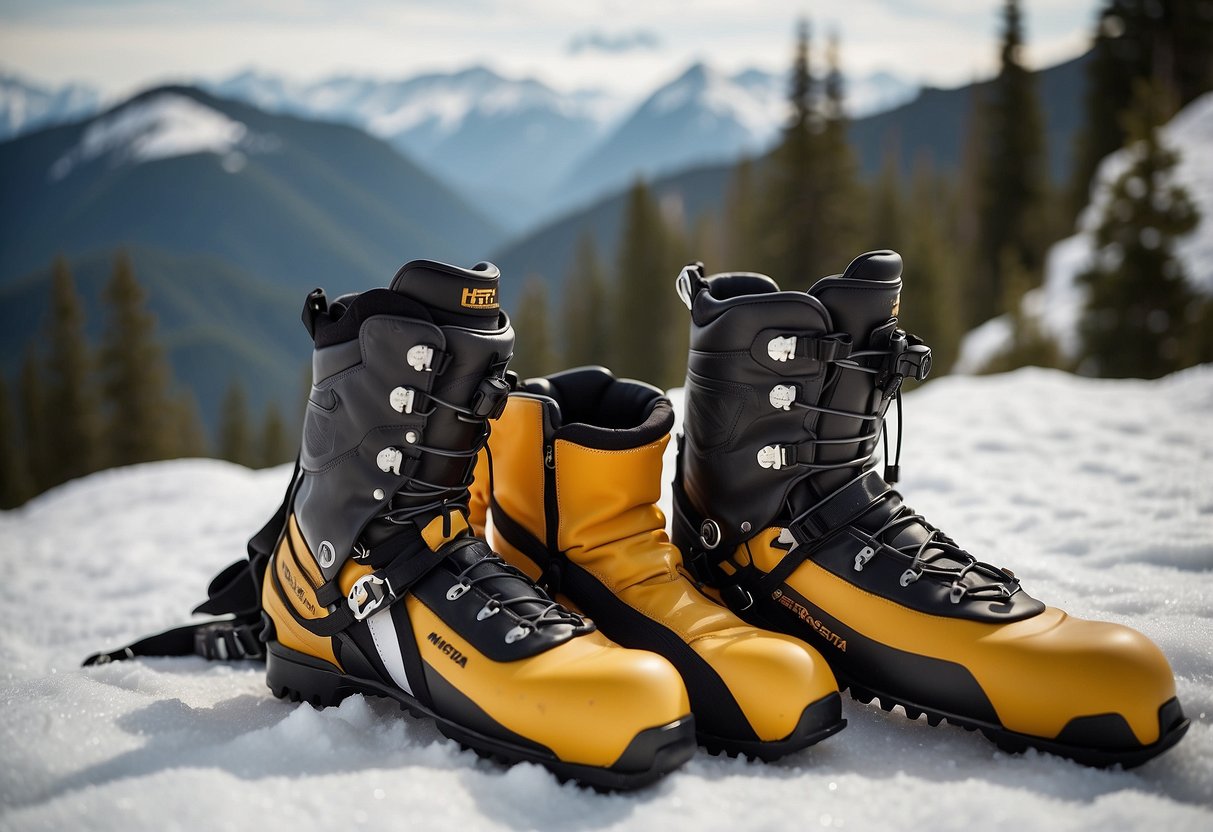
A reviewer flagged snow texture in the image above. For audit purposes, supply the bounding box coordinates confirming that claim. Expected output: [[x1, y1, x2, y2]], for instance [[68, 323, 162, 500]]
[[955, 92, 1213, 371], [2, 368, 1212, 831], [48, 92, 266, 181]]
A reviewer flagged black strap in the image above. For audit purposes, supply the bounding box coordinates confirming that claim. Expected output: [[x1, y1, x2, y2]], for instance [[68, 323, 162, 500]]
[[789, 470, 890, 543], [275, 539, 448, 638], [81, 457, 303, 667], [796, 333, 853, 362], [487, 493, 564, 593]]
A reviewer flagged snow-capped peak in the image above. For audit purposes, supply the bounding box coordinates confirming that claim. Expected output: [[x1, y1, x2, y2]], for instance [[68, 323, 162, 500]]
[[49, 92, 261, 181], [206, 65, 612, 144], [646, 63, 786, 146], [0, 73, 100, 140]]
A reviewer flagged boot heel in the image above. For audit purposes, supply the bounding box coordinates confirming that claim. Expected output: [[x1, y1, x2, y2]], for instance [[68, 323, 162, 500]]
[[265, 642, 351, 708]]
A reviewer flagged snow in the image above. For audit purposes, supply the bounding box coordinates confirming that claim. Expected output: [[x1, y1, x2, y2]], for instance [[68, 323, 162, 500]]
[[649, 64, 786, 148], [48, 93, 257, 181], [208, 67, 608, 145], [0, 74, 100, 141], [3, 369, 1212, 830], [951, 315, 1014, 375], [955, 92, 1213, 372]]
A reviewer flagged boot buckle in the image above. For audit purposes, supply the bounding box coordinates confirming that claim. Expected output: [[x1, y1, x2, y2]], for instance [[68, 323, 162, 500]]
[[769, 384, 797, 410], [469, 376, 511, 419], [348, 574, 390, 620], [757, 444, 791, 469], [376, 447, 404, 475], [389, 387, 415, 414], [407, 344, 435, 372], [767, 335, 797, 362]]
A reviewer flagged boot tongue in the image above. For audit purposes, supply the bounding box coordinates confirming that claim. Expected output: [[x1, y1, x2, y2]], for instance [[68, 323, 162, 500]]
[[788, 251, 904, 507], [389, 259, 502, 330], [807, 250, 903, 348]]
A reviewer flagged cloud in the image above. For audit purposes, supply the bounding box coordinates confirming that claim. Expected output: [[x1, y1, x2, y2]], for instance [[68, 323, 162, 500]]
[[567, 28, 662, 56]]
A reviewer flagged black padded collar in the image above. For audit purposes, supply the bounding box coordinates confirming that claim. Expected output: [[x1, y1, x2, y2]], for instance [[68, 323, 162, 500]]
[[519, 366, 673, 451]]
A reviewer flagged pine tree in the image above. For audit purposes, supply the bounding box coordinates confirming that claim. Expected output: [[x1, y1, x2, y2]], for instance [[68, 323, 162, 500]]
[[0, 376, 34, 508], [613, 179, 674, 385], [956, 80, 988, 324], [816, 29, 864, 273], [172, 389, 210, 458], [720, 157, 762, 269], [561, 234, 613, 369], [900, 164, 965, 373], [18, 349, 50, 493], [870, 151, 904, 253], [258, 401, 293, 468], [511, 276, 557, 380], [218, 381, 254, 466], [1070, 1, 1213, 218], [661, 218, 696, 390], [763, 19, 821, 287], [1078, 80, 1200, 378], [99, 252, 176, 466], [972, 0, 1049, 325], [42, 256, 101, 487]]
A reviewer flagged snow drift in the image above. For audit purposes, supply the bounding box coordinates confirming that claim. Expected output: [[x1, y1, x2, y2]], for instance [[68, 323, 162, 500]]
[[1, 368, 1211, 830]]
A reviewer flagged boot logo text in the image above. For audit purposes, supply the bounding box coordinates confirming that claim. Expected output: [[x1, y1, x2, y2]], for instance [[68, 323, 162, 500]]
[[460, 287, 499, 309], [772, 588, 847, 652], [280, 559, 317, 616], [427, 631, 469, 668]]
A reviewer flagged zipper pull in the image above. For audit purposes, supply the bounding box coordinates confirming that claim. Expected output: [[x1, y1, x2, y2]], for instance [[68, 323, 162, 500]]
[[544, 445, 555, 469]]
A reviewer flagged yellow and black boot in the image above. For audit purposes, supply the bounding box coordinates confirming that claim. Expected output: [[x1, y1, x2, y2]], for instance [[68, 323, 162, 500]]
[[670, 251, 1189, 768], [259, 260, 694, 789], [471, 366, 846, 760]]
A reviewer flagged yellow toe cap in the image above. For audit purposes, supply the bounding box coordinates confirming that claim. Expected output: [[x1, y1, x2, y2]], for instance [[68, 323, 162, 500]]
[[691, 629, 838, 741]]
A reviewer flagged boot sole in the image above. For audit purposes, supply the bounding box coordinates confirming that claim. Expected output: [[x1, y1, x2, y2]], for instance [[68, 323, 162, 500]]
[[265, 641, 697, 790], [697, 690, 846, 761], [838, 674, 1191, 769]]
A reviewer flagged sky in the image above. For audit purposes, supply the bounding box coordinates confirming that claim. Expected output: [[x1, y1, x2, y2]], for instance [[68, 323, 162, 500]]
[[0, 0, 1102, 101]]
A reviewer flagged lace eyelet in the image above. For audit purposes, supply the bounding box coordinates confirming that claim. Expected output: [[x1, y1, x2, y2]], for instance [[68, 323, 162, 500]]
[[446, 580, 470, 601], [949, 581, 965, 604], [853, 546, 875, 572], [504, 624, 531, 644], [476, 601, 499, 621], [899, 568, 919, 587]]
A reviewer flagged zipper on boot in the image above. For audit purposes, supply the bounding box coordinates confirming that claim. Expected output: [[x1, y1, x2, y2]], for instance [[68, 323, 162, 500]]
[[541, 444, 563, 594]]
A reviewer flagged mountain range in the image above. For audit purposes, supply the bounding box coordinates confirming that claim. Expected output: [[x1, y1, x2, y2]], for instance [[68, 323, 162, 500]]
[[0, 86, 502, 290], [492, 52, 1094, 297], [1, 65, 918, 232], [0, 85, 503, 428], [0, 51, 1091, 433], [0, 73, 99, 140]]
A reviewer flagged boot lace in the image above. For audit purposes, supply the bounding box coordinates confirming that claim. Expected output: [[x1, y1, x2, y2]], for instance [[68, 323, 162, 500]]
[[783, 338, 1021, 604], [364, 370, 587, 638]]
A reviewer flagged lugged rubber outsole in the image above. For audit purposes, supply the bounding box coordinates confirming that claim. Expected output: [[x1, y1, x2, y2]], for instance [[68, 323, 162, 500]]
[[837, 674, 1191, 769], [697, 691, 847, 761], [265, 641, 697, 790]]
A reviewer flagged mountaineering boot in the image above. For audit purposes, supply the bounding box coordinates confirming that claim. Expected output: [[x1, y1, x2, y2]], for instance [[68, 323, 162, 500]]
[[468, 366, 846, 760], [259, 260, 695, 789], [670, 251, 1189, 768]]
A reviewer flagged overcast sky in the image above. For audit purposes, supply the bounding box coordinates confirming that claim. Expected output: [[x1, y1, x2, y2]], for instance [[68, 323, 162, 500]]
[[0, 0, 1102, 100]]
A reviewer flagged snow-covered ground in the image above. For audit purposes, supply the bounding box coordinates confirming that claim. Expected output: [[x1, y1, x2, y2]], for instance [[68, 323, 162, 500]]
[[955, 92, 1213, 373], [2, 368, 1211, 831]]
